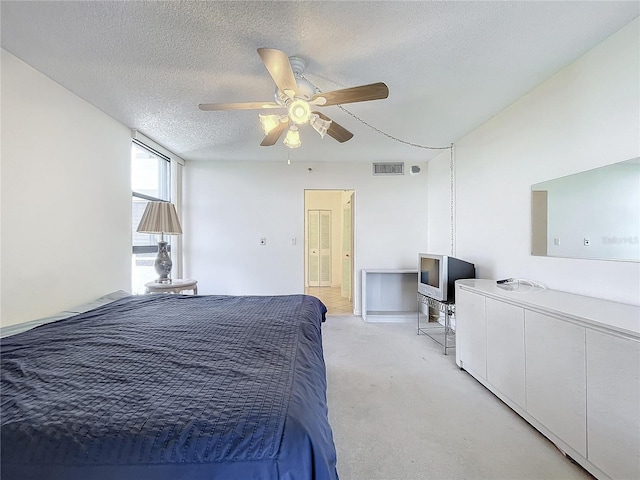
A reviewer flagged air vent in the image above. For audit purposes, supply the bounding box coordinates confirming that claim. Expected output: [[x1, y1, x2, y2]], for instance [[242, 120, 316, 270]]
[[372, 162, 404, 176]]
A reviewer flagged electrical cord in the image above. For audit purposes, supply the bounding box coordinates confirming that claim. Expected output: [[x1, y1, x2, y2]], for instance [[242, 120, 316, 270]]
[[299, 71, 457, 256], [497, 278, 547, 291], [515, 278, 546, 289], [299, 73, 451, 150]]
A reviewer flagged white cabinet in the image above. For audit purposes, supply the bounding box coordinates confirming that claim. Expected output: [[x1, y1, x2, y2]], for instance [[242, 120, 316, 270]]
[[586, 330, 640, 480], [455, 288, 486, 380], [486, 298, 525, 409], [455, 279, 640, 480], [525, 311, 586, 457], [361, 270, 418, 322]]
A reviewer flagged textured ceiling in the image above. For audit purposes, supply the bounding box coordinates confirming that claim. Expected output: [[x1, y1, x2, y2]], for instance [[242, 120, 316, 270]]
[[1, 1, 638, 162]]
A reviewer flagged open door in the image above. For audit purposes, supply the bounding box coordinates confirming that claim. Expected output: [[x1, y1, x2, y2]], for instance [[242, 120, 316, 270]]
[[341, 192, 353, 300]]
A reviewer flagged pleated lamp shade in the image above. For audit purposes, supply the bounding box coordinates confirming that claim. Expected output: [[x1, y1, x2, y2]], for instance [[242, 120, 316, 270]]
[[137, 201, 183, 235]]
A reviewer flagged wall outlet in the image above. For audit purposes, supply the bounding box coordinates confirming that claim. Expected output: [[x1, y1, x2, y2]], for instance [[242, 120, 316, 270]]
[[583, 238, 590, 246], [260, 237, 266, 246]]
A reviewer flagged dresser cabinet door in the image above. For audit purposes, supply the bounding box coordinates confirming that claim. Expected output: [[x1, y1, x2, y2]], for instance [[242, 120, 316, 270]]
[[525, 311, 586, 457], [485, 298, 525, 408], [586, 330, 640, 480], [455, 288, 486, 380]]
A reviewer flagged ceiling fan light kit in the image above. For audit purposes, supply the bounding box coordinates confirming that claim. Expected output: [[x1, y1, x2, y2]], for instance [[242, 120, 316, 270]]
[[310, 114, 331, 138], [199, 48, 389, 150], [283, 125, 301, 149], [288, 99, 311, 125], [259, 114, 287, 135]]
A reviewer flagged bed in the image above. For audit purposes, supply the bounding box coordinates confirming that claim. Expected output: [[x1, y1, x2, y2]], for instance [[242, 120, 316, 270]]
[[1, 293, 338, 480]]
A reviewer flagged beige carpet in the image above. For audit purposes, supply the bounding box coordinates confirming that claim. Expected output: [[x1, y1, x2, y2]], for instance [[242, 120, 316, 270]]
[[322, 315, 593, 480]]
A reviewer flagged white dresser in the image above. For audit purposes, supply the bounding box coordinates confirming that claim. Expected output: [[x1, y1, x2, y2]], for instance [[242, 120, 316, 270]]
[[455, 279, 640, 480]]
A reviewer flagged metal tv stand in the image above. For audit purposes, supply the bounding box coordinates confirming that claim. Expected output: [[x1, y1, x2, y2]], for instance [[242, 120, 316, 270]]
[[417, 292, 455, 355]]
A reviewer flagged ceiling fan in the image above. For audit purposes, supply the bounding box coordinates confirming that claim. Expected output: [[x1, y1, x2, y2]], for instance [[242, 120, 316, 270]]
[[198, 48, 389, 148]]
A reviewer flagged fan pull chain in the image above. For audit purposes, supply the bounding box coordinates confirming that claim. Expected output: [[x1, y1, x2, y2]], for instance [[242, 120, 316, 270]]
[[299, 73, 451, 151]]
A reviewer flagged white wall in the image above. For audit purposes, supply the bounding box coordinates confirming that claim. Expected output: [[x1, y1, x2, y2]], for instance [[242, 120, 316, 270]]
[[427, 19, 640, 306], [1, 49, 132, 326], [184, 160, 429, 314]]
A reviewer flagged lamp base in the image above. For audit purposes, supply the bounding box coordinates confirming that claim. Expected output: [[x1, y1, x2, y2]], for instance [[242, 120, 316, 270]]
[[155, 240, 173, 284]]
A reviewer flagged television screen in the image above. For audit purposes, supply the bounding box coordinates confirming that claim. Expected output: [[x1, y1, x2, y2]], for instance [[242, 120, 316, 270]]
[[420, 257, 440, 288]]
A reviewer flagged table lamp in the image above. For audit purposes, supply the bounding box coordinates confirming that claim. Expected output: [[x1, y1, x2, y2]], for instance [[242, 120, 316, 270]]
[[136, 201, 182, 283]]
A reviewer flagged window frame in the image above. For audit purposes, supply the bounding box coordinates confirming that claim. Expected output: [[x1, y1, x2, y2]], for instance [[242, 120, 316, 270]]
[[131, 137, 176, 291]]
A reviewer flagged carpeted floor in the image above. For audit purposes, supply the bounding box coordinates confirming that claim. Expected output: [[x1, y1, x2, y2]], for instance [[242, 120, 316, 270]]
[[322, 315, 593, 480]]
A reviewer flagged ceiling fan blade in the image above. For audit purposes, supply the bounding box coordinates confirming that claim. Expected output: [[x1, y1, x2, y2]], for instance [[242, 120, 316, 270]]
[[257, 48, 298, 97], [311, 82, 389, 107], [199, 101, 284, 111], [260, 119, 290, 146], [313, 112, 354, 143]]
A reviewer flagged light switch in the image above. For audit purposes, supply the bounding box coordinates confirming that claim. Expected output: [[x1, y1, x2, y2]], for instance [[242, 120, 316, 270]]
[[260, 237, 266, 246]]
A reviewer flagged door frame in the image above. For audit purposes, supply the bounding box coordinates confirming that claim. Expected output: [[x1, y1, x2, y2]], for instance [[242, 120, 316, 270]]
[[303, 189, 355, 305]]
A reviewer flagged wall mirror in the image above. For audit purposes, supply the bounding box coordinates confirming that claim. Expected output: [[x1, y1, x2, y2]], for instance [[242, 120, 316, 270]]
[[531, 157, 640, 262]]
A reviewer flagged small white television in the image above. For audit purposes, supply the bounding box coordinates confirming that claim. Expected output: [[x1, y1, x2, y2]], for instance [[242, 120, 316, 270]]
[[418, 253, 475, 303]]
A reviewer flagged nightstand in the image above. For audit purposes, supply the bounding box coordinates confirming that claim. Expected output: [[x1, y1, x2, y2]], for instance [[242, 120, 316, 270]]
[[145, 279, 198, 295]]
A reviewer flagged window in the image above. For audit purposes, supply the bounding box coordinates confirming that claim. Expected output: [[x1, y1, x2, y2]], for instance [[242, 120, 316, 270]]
[[131, 141, 171, 294]]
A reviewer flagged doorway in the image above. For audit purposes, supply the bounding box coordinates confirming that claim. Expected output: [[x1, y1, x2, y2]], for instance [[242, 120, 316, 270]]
[[304, 190, 354, 315]]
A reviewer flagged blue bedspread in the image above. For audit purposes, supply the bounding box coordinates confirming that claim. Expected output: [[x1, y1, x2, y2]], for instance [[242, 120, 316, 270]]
[[1, 294, 337, 480]]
